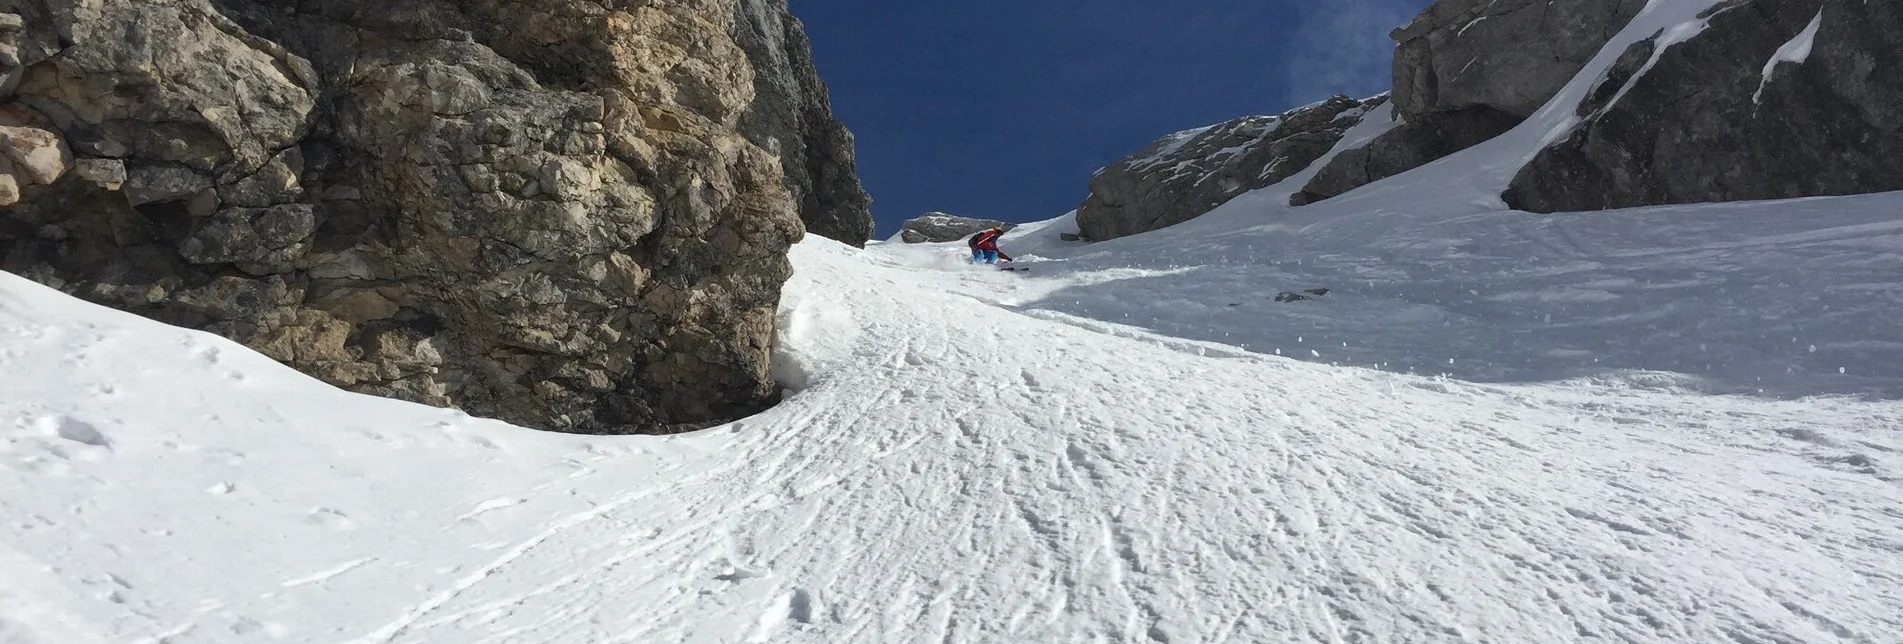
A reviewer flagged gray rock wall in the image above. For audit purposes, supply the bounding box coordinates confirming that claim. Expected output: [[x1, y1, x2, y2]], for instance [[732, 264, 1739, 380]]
[[1295, 0, 1645, 205], [0, 0, 870, 434], [1076, 94, 1384, 241], [1391, 0, 1649, 122], [735, 0, 874, 247], [1504, 0, 1903, 213]]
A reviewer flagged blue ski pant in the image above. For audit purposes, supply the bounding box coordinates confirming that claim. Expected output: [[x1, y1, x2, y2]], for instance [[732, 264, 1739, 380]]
[[971, 249, 999, 264]]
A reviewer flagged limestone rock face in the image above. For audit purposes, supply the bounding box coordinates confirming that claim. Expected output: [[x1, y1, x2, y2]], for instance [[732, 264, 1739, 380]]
[[0, 0, 870, 434], [735, 0, 874, 247], [1076, 95, 1385, 241], [898, 213, 1010, 244], [1504, 0, 1903, 212], [1295, 0, 1645, 204]]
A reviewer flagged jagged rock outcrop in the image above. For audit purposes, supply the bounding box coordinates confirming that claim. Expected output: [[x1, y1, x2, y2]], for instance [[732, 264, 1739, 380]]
[[0, 0, 871, 434], [1504, 0, 1903, 212], [1294, 0, 1646, 205], [898, 213, 1010, 244], [1076, 94, 1384, 241], [734, 0, 873, 246]]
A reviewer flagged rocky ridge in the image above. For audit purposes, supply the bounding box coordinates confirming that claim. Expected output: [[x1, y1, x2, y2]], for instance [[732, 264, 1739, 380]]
[[1075, 94, 1385, 241]]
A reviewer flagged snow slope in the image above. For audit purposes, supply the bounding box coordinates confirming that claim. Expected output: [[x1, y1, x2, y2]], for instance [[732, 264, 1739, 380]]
[[6, 226, 1903, 643], [989, 191, 1903, 400], [993, 0, 1903, 400], [5, 1, 1903, 642]]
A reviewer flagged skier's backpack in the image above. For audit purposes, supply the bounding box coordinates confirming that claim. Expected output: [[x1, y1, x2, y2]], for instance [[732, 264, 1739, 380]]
[[967, 232, 984, 248]]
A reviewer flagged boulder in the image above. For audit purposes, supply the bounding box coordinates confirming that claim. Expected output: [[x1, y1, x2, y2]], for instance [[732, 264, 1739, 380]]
[[1504, 0, 1903, 212], [0, 124, 67, 185], [0, 0, 870, 435], [899, 213, 1011, 244], [0, 118, 69, 207], [1295, 0, 1646, 205], [1077, 94, 1385, 241]]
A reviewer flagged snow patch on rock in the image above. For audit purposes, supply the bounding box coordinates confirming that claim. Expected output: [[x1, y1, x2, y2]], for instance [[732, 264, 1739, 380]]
[[1754, 9, 1825, 105]]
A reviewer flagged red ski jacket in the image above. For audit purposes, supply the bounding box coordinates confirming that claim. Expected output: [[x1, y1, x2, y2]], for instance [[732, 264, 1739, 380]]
[[970, 230, 1004, 251], [969, 230, 1012, 260]]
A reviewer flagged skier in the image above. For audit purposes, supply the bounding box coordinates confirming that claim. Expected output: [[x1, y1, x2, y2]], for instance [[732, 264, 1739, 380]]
[[967, 226, 1012, 265]]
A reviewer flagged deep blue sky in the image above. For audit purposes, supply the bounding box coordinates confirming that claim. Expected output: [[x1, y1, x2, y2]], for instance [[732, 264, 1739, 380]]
[[794, 0, 1434, 236]]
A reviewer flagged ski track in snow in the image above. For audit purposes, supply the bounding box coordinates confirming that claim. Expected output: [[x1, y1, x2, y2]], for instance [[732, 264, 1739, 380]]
[[3, 232, 1902, 643]]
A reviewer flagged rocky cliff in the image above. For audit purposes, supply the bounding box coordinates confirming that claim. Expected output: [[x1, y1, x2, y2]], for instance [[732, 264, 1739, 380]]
[[0, 0, 872, 434], [734, 0, 874, 246], [1083, 0, 1903, 231], [1504, 0, 1903, 212], [1075, 94, 1384, 241], [1294, 0, 1646, 205]]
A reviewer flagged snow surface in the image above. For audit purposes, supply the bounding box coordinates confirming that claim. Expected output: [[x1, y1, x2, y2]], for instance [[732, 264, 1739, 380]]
[[7, 217, 1903, 643], [5, 0, 1903, 641]]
